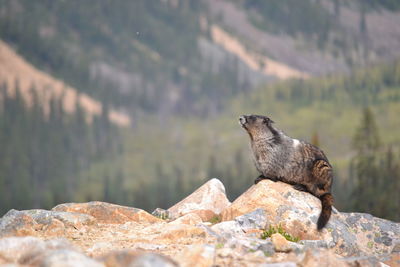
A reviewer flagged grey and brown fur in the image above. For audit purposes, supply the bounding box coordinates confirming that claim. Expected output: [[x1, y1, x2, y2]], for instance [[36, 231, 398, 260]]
[[239, 114, 334, 230]]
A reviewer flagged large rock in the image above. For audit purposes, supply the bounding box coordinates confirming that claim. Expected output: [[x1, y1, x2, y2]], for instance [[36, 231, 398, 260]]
[[0, 209, 96, 238], [177, 244, 215, 267], [220, 179, 400, 257], [168, 178, 231, 221], [98, 250, 178, 267], [0, 178, 398, 266], [150, 223, 206, 242], [169, 213, 203, 225], [0, 236, 76, 265], [0, 210, 38, 238], [38, 249, 105, 267], [271, 233, 292, 253], [52, 201, 162, 224]]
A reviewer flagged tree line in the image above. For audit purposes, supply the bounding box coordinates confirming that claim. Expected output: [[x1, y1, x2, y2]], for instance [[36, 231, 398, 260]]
[[0, 83, 120, 214]]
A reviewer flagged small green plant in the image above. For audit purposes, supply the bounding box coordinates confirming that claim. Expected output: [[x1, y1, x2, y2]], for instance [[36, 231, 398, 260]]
[[156, 213, 169, 220], [367, 241, 374, 249], [215, 243, 224, 249], [208, 215, 221, 224], [260, 224, 300, 243], [263, 251, 273, 257]]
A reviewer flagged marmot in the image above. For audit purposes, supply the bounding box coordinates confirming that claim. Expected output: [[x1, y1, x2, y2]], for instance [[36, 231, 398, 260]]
[[239, 114, 333, 230]]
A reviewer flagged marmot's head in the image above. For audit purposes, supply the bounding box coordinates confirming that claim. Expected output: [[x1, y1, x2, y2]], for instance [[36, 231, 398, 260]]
[[239, 115, 276, 141]]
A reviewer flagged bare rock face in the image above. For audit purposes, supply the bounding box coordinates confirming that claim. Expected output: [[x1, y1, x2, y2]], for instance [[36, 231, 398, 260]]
[[177, 244, 216, 267], [98, 250, 178, 267], [271, 233, 292, 253], [53, 201, 162, 224], [0, 178, 398, 266], [221, 179, 400, 257], [167, 178, 231, 221], [0, 209, 96, 238], [0, 236, 87, 266], [169, 212, 203, 225]]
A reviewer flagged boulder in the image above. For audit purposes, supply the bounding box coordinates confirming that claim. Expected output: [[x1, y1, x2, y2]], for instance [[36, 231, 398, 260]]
[[221, 179, 400, 257], [0, 236, 75, 265], [152, 224, 206, 242], [211, 221, 244, 239], [299, 249, 345, 267], [52, 201, 162, 224], [271, 233, 292, 253], [39, 249, 104, 267], [177, 244, 215, 267], [235, 208, 267, 231], [0, 210, 38, 238], [98, 250, 178, 267], [167, 178, 231, 221], [0, 209, 96, 238], [0, 178, 398, 266], [169, 213, 203, 225]]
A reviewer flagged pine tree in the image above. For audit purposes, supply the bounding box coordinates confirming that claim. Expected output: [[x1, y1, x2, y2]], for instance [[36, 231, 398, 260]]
[[350, 107, 381, 215]]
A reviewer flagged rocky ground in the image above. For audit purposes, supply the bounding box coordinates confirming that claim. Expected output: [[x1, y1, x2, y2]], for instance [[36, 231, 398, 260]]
[[0, 178, 399, 266]]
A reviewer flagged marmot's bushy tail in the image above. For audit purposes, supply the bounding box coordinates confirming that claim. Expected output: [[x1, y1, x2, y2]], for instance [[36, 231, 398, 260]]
[[317, 193, 334, 230]]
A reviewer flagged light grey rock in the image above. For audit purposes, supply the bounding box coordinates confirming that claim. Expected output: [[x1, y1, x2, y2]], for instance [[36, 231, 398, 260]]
[[299, 239, 331, 250], [226, 236, 275, 256], [235, 208, 267, 231], [99, 250, 178, 267], [0, 209, 96, 238], [341, 255, 388, 267], [221, 179, 400, 257], [260, 263, 297, 267], [0, 236, 46, 263], [211, 221, 244, 239], [40, 249, 104, 267], [167, 178, 231, 220], [24, 209, 96, 227], [129, 253, 178, 267], [0, 236, 74, 265], [0, 210, 37, 237]]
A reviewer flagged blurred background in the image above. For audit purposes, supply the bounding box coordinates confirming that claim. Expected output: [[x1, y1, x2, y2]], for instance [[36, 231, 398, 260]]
[[0, 0, 399, 221]]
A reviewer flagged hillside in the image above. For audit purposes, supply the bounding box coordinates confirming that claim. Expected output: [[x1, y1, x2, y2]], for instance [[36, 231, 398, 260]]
[[0, 40, 130, 127], [2, 0, 400, 117]]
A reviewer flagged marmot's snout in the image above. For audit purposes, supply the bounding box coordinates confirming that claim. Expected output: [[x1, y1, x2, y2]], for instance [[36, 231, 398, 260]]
[[239, 115, 247, 127]]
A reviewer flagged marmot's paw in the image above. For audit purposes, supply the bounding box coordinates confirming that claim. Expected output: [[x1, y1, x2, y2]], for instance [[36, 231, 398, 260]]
[[292, 184, 308, 192]]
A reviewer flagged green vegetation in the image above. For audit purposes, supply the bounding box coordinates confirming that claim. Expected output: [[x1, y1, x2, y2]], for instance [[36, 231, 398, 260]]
[[349, 107, 400, 221], [156, 213, 169, 221], [261, 225, 300, 243], [367, 241, 374, 249], [0, 83, 120, 213], [215, 243, 225, 249], [208, 215, 222, 225]]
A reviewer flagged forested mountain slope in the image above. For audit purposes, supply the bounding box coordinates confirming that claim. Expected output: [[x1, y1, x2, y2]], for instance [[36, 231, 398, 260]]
[[0, 40, 130, 126], [2, 0, 400, 117]]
